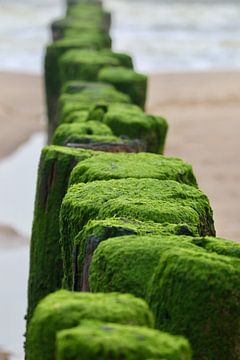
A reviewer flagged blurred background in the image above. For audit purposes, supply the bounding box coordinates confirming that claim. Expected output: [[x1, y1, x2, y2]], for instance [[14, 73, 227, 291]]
[[1, 0, 240, 73], [0, 0, 240, 359]]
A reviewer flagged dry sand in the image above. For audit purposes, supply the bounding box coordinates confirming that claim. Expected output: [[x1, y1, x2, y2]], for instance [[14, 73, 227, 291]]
[[0, 70, 239, 242], [147, 71, 240, 241]]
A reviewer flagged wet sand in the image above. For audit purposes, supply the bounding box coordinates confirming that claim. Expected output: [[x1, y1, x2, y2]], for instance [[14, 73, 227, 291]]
[[0, 72, 44, 159], [0, 70, 239, 245]]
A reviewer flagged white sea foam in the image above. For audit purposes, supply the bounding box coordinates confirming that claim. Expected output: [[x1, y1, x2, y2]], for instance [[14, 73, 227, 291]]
[[0, 0, 240, 73]]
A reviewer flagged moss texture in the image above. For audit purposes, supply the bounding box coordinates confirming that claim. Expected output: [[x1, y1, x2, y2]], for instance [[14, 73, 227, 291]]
[[59, 87, 130, 124], [59, 49, 119, 84], [87, 102, 142, 122], [69, 152, 198, 186], [59, 110, 89, 124], [45, 40, 111, 140], [27, 145, 96, 322], [89, 234, 199, 298], [100, 49, 134, 69], [62, 80, 112, 95], [73, 218, 198, 291], [66, 3, 111, 32], [52, 121, 114, 146], [56, 321, 191, 360], [147, 248, 240, 360], [98, 66, 147, 109], [51, 18, 108, 42], [27, 290, 153, 360], [99, 103, 168, 153], [51, 3, 111, 40], [60, 178, 215, 288], [192, 235, 240, 259], [59, 49, 133, 85]]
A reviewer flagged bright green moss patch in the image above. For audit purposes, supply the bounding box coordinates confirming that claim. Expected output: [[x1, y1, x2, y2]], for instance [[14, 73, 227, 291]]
[[147, 248, 240, 360], [192, 236, 240, 259], [69, 152, 198, 186], [27, 145, 98, 322], [56, 321, 192, 360], [98, 66, 147, 108], [59, 49, 133, 85], [62, 80, 112, 95], [89, 234, 199, 298], [59, 87, 130, 123], [60, 178, 215, 288], [66, 5, 111, 35], [51, 17, 108, 42], [87, 102, 142, 121], [59, 49, 120, 84], [59, 110, 89, 124], [73, 218, 198, 291], [27, 289, 153, 360], [98, 103, 168, 153], [101, 49, 134, 69], [52, 121, 114, 146], [45, 39, 111, 140]]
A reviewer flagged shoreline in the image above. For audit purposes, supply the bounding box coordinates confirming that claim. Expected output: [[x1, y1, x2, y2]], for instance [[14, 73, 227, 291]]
[[0, 69, 239, 242]]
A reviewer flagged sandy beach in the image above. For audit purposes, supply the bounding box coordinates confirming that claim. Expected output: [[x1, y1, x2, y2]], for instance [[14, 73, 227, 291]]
[[0, 70, 240, 360], [0, 72, 44, 159], [0, 70, 239, 245]]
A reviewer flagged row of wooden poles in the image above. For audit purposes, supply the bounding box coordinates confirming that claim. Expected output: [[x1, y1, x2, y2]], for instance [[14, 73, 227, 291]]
[[25, 1, 240, 359]]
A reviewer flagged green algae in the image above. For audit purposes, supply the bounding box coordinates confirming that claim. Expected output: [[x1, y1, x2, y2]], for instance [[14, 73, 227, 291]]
[[56, 320, 191, 360], [87, 102, 142, 121], [65, 4, 111, 37], [101, 103, 168, 153], [73, 218, 199, 291], [59, 87, 131, 124], [59, 110, 89, 124], [27, 145, 96, 322], [69, 152, 198, 186], [59, 49, 133, 86], [59, 49, 120, 84], [192, 235, 240, 259], [147, 247, 240, 360], [45, 40, 111, 140], [62, 80, 113, 95], [89, 234, 199, 298], [27, 289, 153, 360], [52, 121, 114, 146], [98, 66, 147, 108], [100, 49, 134, 69], [60, 178, 215, 288], [51, 17, 108, 42]]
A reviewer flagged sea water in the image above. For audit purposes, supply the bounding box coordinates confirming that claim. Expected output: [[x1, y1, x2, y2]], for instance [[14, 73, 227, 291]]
[[0, 0, 240, 73]]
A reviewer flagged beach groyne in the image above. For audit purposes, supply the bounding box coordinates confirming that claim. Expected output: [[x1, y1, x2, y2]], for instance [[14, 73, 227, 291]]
[[26, 1, 240, 359]]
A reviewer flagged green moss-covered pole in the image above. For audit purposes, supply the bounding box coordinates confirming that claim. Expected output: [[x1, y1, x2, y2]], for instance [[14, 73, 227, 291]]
[[59, 49, 132, 85], [69, 151, 198, 186], [56, 321, 192, 360], [27, 146, 94, 322], [45, 40, 112, 141], [28, 147, 198, 319], [26, 289, 154, 360], [98, 66, 148, 109], [148, 248, 240, 359], [58, 85, 131, 126], [74, 219, 198, 291], [60, 178, 215, 288]]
